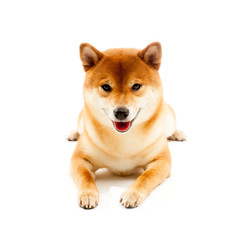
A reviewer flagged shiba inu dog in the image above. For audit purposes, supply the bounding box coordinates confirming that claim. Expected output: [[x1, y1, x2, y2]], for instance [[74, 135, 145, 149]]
[[67, 42, 185, 209]]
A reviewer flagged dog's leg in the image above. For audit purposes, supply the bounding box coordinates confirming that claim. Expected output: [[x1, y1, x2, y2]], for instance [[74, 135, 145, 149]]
[[70, 146, 99, 209], [66, 129, 80, 141], [162, 103, 186, 141], [120, 145, 171, 208], [167, 129, 186, 141]]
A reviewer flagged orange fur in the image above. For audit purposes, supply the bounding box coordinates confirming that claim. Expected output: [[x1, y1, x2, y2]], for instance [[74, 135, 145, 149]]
[[70, 42, 184, 208]]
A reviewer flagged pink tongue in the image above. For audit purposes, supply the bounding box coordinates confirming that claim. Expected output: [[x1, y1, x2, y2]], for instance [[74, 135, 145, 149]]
[[114, 121, 130, 132]]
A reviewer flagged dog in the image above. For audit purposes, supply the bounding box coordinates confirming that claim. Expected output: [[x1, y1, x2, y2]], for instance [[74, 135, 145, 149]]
[[67, 42, 185, 208]]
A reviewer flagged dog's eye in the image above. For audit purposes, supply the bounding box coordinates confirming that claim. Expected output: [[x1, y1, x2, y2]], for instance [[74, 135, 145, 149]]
[[101, 84, 112, 92], [132, 83, 142, 91]]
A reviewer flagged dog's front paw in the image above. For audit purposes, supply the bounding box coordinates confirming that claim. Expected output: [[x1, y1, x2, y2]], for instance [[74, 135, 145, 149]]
[[120, 188, 147, 208], [78, 189, 99, 209]]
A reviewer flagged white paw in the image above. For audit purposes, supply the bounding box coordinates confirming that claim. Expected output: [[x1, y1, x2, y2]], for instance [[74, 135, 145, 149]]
[[66, 129, 80, 141], [168, 129, 186, 141], [120, 188, 146, 208], [78, 189, 99, 209]]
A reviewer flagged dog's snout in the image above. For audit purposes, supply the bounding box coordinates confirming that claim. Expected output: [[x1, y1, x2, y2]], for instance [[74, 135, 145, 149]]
[[114, 108, 129, 120]]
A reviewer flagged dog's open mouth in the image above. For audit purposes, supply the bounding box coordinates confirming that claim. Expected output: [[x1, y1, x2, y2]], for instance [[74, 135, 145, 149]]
[[113, 121, 131, 133], [104, 108, 141, 134]]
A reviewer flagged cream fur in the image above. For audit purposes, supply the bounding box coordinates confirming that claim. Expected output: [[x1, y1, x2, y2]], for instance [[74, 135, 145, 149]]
[[69, 42, 185, 209]]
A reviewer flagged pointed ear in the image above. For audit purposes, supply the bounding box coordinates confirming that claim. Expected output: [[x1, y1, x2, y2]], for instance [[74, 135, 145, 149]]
[[138, 42, 162, 70], [79, 43, 103, 71]]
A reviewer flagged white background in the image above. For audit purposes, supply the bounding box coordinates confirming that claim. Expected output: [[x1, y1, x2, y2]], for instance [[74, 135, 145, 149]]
[[0, 0, 240, 239]]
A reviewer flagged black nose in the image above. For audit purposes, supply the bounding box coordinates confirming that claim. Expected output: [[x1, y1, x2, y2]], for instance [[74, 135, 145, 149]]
[[114, 108, 129, 120]]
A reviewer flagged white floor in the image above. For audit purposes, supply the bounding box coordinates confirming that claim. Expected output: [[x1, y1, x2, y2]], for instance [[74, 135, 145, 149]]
[[2, 133, 239, 240]]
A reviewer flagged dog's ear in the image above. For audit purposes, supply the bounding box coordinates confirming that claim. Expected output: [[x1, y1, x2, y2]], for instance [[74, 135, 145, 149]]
[[138, 42, 162, 70], [79, 43, 103, 71]]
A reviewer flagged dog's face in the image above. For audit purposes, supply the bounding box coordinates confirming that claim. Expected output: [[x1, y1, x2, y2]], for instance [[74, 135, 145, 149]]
[[80, 42, 163, 133]]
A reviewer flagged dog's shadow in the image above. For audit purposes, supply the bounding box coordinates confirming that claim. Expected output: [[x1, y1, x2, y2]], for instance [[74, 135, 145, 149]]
[[95, 169, 141, 194]]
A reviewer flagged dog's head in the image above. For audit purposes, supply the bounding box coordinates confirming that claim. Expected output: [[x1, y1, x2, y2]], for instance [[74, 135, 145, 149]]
[[80, 42, 163, 133]]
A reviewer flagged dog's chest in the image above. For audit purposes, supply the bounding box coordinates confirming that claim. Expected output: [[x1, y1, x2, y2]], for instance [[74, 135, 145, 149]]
[[99, 155, 144, 175]]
